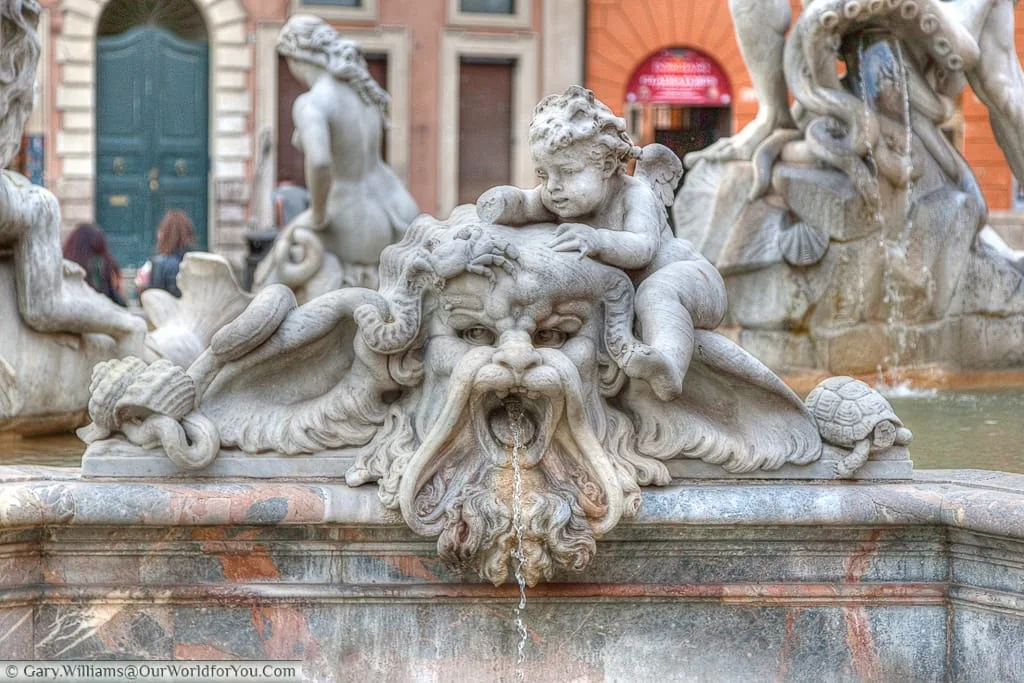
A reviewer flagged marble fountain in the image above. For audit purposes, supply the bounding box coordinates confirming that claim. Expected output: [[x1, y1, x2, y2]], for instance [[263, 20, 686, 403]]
[[1, 4, 1024, 682]]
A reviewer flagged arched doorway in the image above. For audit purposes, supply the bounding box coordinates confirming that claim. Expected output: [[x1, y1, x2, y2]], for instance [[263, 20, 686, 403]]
[[623, 48, 732, 169], [95, 0, 209, 266]]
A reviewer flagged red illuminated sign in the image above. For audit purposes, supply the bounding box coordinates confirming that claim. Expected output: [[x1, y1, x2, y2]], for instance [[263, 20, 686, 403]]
[[625, 48, 732, 107]]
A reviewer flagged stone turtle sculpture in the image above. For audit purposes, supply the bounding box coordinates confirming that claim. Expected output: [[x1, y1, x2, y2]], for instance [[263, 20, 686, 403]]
[[806, 376, 913, 477]]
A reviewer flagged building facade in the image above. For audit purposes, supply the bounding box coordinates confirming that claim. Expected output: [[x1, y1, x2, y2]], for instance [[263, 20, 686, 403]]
[[28, 0, 584, 268], [586, 0, 1024, 222], [22, 0, 1024, 270]]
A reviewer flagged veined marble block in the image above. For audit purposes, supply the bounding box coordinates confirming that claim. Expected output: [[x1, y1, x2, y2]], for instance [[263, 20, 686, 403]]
[[0, 467, 1021, 681]]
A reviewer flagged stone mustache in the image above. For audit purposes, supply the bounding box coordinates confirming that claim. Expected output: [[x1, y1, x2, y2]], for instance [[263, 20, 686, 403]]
[[80, 89, 910, 586]]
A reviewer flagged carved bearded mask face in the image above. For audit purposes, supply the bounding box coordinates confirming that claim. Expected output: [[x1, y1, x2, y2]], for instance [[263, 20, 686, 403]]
[[0, 0, 40, 169], [392, 226, 639, 585]]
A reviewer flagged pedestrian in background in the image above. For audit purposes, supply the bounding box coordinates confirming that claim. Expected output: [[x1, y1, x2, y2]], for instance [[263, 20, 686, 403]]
[[147, 209, 196, 298], [272, 173, 311, 229], [62, 222, 126, 306]]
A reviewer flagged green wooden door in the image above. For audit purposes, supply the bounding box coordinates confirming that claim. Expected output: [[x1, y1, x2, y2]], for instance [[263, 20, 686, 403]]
[[96, 26, 208, 267]]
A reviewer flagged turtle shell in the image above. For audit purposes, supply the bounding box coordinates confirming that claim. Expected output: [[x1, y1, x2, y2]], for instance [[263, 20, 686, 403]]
[[805, 376, 902, 448]]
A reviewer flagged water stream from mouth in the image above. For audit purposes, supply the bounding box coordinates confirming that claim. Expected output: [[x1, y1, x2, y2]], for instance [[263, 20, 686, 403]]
[[877, 42, 914, 389], [504, 395, 529, 674]]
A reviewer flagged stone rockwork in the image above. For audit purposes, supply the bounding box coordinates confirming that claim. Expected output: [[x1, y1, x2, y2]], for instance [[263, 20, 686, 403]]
[[0, 466, 1021, 681], [676, 0, 1024, 374]]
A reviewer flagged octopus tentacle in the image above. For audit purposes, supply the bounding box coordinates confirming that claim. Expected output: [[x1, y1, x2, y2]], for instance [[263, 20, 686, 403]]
[[784, 0, 980, 207]]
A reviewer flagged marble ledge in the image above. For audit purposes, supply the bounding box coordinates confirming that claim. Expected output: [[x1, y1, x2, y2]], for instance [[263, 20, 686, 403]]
[[0, 466, 1022, 541]]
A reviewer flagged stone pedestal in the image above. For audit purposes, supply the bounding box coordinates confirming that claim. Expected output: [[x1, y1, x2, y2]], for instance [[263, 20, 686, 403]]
[[1, 466, 1021, 681]]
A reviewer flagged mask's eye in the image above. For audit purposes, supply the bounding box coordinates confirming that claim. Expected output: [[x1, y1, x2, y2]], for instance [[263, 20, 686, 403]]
[[460, 326, 497, 346], [533, 329, 567, 348]]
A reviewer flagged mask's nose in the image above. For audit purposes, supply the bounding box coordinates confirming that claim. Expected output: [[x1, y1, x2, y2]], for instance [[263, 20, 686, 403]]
[[492, 331, 542, 383]]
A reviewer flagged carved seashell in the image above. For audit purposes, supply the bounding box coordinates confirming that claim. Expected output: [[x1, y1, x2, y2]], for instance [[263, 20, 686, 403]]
[[920, 13, 939, 34], [820, 10, 840, 28], [947, 54, 964, 71], [113, 359, 196, 423], [900, 1, 919, 19], [933, 37, 951, 56], [87, 357, 148, 430], [778, 221, 829, 267], [844, 1, 861, 19]]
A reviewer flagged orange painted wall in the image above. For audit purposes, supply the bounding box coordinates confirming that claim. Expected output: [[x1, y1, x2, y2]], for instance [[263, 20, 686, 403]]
[[586, 0, 1023, 211]]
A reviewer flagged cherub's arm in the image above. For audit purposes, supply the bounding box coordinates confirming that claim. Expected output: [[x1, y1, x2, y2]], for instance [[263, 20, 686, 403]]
[[555, 184, 661, 270], [476, 185, 556, 225], [293, 94, 332, 230]]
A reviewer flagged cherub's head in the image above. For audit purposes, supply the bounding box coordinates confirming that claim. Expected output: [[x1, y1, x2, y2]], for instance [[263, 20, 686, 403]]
[[529, 86, 637, 219]]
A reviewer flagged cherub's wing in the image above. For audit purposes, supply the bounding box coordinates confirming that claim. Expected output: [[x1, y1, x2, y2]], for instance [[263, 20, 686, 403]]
[[634, 143, 684, 207]]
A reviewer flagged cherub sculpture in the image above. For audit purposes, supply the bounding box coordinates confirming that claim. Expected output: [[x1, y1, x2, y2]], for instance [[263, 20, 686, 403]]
[[0, 0, 144, 431], [477, 86, 725, 401], [254, 15, 419, 301]]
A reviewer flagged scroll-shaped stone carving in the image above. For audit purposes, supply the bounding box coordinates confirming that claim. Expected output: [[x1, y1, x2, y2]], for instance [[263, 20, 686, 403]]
[[253, 14, 420, 302], [676, 0, 1024, 374], [81, 89, 912, 585]]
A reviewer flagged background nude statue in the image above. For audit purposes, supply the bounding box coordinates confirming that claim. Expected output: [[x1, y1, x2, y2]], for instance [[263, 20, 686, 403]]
[[255, 14, 419, 299]]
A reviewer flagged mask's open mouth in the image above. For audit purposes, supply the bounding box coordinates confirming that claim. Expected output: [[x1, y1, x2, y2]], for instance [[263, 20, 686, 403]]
[[473, 389, 558, 469]]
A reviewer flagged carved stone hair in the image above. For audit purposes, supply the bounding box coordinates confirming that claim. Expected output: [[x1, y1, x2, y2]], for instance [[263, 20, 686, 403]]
[[277, 14, 390, 124], [529, 85, 639, 171], [0, 0, 41, 169]]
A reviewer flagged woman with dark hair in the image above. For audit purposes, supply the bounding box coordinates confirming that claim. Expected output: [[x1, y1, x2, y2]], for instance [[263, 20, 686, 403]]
[[149, 209, 196, 297], [62, 222, 126, 306]]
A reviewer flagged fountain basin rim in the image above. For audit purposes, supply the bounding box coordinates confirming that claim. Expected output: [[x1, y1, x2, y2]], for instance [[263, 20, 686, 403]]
[[0, 466, 1021, 542]]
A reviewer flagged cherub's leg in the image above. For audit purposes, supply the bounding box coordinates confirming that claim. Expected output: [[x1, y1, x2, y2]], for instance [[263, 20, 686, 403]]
[[11, 179, 144, 339], [626, 274, 695, 401], [684, 0, 797, 168], [624, 241, 728, 400]]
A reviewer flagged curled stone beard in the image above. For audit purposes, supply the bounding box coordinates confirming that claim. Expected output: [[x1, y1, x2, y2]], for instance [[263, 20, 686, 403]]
[[393, 346, 632, 585], [429, 425, 600, 587]]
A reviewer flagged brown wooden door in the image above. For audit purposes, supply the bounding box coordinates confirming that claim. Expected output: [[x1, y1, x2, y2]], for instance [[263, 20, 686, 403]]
[[458, 58, 514, 205]]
